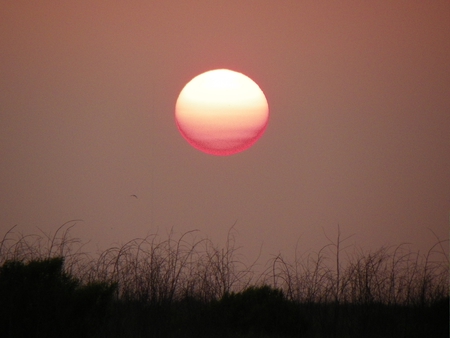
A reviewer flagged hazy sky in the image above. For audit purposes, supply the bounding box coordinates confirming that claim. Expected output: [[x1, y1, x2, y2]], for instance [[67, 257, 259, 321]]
[[1, 1, 449, 264]]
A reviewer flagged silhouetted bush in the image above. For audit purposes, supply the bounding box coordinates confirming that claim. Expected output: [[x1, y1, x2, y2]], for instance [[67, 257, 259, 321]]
[[0, 257, 116, 338], [213, 285, 309, 337]]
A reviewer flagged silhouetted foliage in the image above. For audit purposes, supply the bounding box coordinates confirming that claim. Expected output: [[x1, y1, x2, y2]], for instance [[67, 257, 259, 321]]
[[0, 223, 448, 337], [213, 285, 309, 337], [0, 257, 116, 338]]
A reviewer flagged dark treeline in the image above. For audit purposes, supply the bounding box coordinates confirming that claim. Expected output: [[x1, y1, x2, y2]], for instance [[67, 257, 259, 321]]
[[0, 222, 448, 337]]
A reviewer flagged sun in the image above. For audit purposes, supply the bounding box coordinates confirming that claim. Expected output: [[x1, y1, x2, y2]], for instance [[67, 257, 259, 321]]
[[175, 69, 269, 156]]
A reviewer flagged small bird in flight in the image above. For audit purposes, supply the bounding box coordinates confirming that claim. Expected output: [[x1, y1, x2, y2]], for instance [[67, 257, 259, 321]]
[[130, 194, 138, 199]]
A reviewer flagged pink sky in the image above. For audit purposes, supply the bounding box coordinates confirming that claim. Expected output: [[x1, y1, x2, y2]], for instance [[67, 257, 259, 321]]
[[1, 2, 449, 265]]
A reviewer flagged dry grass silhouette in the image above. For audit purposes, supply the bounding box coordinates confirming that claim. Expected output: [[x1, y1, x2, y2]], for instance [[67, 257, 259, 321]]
[[0, 221, 448, 337]]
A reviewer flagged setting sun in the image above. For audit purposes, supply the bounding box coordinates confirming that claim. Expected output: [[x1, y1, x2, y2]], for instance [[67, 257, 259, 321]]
[[175, 69, 269, 156]]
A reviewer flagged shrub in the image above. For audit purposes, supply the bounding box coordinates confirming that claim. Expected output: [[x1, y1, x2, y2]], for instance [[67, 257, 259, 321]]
[[0, 257, 116, 338], [214, 285, 309, 337]]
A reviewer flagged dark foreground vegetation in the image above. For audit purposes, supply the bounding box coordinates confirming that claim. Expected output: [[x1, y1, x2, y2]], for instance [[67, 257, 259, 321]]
[[0, 222, 448, 337]]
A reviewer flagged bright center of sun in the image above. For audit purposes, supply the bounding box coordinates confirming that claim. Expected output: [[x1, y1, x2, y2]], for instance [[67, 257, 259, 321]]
[[175, 69, 269, 156]]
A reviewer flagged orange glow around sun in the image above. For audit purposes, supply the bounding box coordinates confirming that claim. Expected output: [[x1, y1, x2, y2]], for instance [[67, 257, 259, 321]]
[[175, 69, 269, 156]]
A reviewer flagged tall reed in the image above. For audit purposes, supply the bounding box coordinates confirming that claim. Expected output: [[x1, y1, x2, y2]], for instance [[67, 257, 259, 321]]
[[1, 221, 447, 306]]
